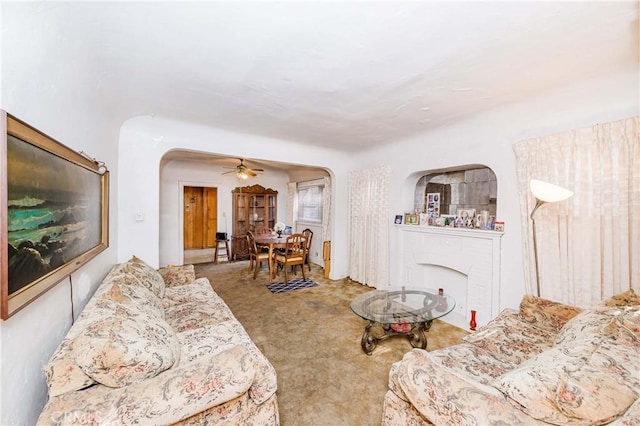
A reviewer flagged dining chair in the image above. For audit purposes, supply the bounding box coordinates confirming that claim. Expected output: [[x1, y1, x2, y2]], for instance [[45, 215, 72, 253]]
[[254, 226, 272, 235], [273, 233, 306, 285], [246, 231, 271, 280], [253, 226, 271, 252], [301, 228, 314, 272]]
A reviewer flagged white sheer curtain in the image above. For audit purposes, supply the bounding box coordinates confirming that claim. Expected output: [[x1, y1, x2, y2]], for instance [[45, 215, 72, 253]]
[[286, 182, 296, 228], [514, 116, 639, 306], [348, 165, 391, 288], [321, 176, 331, 242]]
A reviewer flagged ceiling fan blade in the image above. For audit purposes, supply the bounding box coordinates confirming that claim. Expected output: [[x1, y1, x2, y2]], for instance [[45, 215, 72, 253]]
[[252, 168, 264, 172], [221, 170, 235, 175], [246, 169, 258, 177]]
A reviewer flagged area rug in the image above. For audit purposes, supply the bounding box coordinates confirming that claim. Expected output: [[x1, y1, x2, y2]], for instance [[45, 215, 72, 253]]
[[266, 277, 319, 293]]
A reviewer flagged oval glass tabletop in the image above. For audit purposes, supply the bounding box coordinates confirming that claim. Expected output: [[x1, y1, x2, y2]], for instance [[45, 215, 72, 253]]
[[350, 287, 456, 325]]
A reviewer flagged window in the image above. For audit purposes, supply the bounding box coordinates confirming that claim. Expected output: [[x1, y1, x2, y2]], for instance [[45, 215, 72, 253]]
[[297, 184, 323, 223]]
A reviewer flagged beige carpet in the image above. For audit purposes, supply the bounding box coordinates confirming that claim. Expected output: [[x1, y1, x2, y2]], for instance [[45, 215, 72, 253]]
[[194, 261, 468, 426]]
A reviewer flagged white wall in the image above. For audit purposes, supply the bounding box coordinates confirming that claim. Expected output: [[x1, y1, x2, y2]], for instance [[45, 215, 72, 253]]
[[119, 116, 354, 278], [355, 69, 639, 315], [0, 14, 121, 425], [159, 159, 290, 266]]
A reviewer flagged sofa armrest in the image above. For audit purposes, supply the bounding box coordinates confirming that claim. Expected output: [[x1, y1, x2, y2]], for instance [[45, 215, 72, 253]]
[[38, 345, 255, 426], [158, 264, 196, 287], [397, 349, 544, 425]]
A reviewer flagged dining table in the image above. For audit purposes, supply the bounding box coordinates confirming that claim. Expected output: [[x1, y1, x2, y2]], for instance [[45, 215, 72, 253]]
[[253, 233, 304, 281]]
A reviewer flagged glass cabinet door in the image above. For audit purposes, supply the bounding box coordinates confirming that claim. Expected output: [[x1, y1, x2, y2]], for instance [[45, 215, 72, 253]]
[[236, 194, 246, 234], [267, 195, 276, 229]]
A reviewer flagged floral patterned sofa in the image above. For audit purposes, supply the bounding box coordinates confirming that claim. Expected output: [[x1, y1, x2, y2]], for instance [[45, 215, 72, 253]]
[[38, 256, 279, 425], [382, 292, 640, 425]]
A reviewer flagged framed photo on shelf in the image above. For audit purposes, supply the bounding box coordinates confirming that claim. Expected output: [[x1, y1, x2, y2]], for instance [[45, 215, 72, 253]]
[[494, 221, 505, 232], [404, 214, 419, 225], [394, 215, 403, 224], [457, 208, 476, 227]]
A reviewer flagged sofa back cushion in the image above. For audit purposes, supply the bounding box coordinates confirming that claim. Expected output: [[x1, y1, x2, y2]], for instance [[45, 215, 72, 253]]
[[556, 306, 640, 345], [72, 306, 180, 388], [120, 255, 166, 298], [462, 309, 554, 365], [100, 280, 165, 320], [519, 295, 582, 332], [603, 288, 640, 307]]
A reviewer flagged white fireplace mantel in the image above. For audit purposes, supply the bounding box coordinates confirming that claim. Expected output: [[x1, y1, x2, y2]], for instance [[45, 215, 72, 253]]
[[394, 225, 503, 330]]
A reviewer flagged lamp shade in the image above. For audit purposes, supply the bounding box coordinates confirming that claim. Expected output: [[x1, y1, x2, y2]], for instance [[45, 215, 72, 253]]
[[530, 179, 573, 203]]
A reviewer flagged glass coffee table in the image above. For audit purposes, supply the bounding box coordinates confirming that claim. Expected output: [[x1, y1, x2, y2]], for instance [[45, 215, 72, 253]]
[[350, 287, 455, 355]]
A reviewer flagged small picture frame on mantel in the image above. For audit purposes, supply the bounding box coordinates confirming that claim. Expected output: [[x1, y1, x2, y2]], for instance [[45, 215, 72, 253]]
[[394, 215, 403, 224], [405, 214, 419, 225]]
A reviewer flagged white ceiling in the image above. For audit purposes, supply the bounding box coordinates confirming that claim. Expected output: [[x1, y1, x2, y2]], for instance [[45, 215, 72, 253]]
[[5, 1, 639, 153]]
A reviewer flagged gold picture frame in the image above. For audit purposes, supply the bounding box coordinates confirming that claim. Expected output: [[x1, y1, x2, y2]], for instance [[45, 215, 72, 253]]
[[404, 214, 419, 225], [1, 111, 109, 319]]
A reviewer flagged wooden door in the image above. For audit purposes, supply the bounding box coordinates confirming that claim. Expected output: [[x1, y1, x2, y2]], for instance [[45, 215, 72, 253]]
[[184, 186, 218, 249], [203, 187, 218, 247]]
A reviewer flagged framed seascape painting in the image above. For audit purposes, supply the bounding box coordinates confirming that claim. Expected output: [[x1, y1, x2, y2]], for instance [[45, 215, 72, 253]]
[[1, 111, 109, 319]]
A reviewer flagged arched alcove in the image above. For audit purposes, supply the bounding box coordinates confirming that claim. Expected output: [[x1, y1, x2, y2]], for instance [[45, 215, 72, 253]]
[[414, 165, 497, 219]]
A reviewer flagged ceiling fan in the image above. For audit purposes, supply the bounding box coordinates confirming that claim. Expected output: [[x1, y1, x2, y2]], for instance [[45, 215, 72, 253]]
[[221, 158, 264, 180]]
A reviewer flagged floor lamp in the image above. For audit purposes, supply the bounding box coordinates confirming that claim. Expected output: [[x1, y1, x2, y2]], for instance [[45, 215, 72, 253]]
[[529, 179, 574, 297]]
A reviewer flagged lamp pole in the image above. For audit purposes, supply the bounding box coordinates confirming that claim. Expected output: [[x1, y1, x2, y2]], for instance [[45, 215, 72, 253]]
[[528, 179, 574, 299], [530, 199, 545, 297]]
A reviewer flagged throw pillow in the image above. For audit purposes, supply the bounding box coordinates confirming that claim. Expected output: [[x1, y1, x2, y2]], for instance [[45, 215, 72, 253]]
[[72, 306, 180, 388], [121, 255, 166, 298]]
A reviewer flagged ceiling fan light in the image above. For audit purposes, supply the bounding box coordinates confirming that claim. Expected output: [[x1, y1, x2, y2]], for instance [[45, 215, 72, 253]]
[[238, 171, 248, 180]]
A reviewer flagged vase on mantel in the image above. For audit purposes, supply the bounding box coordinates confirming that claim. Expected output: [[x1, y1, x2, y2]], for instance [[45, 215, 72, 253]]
[[470, 310, 477, 331]]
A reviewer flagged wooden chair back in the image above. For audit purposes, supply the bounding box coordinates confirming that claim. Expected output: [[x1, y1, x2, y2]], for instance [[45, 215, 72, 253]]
[[302, 228, 314, 271], [285, 233, 306, 257], [254, 226, 272, 235]]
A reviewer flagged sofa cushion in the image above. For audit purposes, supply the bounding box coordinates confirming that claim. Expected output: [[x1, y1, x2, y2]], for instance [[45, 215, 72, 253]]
[[177, 320, 278, 404], [158, 264, 196, 287], [72, 306, 180, 387], [121, 255, 166, 298], [101, 280, 165, 320], [463, 309, 554, 365], [603, 288, 640, 307], [556, 306, 640, 346], [494, 337, 639, 425], [162, 278, 215, 309], [519, 295, 582, 332], [165, 300, 234, 333], [425, 343, 514, 387]]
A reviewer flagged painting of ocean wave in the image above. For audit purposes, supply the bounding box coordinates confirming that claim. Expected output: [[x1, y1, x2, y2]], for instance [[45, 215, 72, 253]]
[[6, 133, 103, 296]]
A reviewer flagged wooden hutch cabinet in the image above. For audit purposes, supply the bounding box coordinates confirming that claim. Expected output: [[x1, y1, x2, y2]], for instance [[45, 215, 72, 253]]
[[231, 184, 278, 260]]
